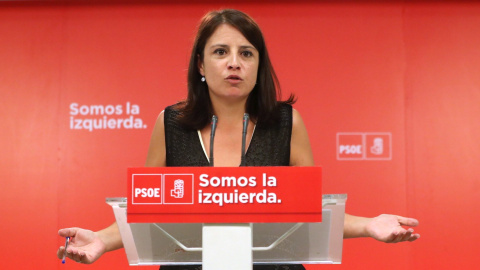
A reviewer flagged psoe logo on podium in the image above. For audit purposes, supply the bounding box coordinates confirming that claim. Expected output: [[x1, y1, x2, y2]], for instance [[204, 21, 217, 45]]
[[164, 174, 194, 204], [132, 174, 163, 204], [337, 132, 392, 160]]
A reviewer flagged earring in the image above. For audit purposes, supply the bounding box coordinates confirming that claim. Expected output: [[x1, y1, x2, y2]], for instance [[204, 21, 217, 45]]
[[201, 76, 206, 82]]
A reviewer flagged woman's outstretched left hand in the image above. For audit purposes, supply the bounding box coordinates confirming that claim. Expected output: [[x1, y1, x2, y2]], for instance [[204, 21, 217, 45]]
[[365, 214, 420, 243]]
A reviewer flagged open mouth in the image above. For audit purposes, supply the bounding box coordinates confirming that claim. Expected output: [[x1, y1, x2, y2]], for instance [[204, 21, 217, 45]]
[[225, 75, 242, 81]]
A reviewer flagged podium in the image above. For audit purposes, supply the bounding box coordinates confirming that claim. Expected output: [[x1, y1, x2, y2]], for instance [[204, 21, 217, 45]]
[[108, 167, 346, 268]]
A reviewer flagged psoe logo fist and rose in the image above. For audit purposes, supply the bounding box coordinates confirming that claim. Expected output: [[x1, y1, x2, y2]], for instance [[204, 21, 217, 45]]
[[337, 132, 392, 160]]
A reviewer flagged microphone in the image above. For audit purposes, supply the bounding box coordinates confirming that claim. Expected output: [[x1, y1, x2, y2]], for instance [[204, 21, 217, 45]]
[[209, 115, 218, 167], [240, 113, 249, 166]]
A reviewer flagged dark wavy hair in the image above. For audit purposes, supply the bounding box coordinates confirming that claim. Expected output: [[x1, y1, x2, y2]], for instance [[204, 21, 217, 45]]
[[177, 9, 295, 129]]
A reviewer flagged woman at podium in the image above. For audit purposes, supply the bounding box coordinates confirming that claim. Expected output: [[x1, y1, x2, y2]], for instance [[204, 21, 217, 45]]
[[57, 9, 419, 268]]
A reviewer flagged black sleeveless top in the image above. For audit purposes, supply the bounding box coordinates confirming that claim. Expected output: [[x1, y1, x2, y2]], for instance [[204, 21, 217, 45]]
[[164, 104, 292, 167], [161, 103, 305, 270]]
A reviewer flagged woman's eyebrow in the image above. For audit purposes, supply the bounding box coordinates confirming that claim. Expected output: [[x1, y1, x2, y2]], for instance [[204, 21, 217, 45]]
[[239, 45, 257, 51], [210, 44, 228, 48]]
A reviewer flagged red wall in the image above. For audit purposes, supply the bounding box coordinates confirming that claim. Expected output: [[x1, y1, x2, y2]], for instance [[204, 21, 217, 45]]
[[1, 1, 479, 269]]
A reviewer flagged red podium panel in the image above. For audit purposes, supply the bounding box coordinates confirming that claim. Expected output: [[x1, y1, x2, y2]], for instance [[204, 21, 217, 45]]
[[127, 166, 322, 223]]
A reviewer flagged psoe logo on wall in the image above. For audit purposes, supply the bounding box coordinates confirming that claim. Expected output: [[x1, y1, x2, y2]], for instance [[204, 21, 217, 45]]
[[337, 132, 392, 160], [132, 174, 194, 205]]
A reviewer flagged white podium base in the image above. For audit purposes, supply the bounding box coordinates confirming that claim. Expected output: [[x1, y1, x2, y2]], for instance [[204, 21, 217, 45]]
[[202, 223, 253, 270]]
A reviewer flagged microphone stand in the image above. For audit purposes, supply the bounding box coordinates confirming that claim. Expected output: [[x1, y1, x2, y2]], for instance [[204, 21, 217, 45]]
[[240, 113, 249, 167], [209, 115, 218, 167]]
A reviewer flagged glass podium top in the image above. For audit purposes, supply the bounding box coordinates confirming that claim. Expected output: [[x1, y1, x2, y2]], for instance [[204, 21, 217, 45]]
[[107, 194, 346, 265]]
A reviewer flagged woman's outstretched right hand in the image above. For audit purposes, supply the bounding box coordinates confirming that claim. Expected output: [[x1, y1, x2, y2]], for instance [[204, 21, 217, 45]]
[[57, 227, 107, 264]]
